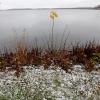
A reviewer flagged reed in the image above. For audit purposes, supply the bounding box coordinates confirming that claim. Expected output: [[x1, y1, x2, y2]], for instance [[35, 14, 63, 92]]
[[0, 38, 99, 75]]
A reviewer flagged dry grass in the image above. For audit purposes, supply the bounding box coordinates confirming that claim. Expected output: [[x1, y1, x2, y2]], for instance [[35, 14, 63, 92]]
[[70, 41, 100, 71], [0, 39, 100, 76]]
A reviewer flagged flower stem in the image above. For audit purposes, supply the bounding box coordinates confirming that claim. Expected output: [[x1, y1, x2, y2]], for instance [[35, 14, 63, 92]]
[[51, 19, 54, 51]]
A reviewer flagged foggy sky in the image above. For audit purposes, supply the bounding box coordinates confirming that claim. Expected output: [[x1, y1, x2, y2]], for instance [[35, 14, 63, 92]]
[[0, 0, 100, 9]]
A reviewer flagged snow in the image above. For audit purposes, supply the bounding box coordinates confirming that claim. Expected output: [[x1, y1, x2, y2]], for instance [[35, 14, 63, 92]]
[[0, 65, 100, 100]]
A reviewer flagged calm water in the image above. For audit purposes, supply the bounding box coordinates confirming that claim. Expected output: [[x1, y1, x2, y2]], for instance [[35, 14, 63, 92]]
[[0, 9, 100, 50]]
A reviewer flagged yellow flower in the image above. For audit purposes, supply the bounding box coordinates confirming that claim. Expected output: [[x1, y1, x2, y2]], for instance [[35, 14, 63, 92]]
[[50, 11, 58, 19], [51, 11, 58, 17]]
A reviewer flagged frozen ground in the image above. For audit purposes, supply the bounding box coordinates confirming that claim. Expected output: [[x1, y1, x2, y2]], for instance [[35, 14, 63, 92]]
[[0, 65, 100, 100]]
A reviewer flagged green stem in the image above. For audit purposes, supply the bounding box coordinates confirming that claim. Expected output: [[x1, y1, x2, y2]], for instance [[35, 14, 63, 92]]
[[51, 19, 54, 51]]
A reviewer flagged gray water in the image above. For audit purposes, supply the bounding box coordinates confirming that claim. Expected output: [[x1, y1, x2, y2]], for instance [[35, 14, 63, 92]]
[[0, 9, 100, 50]]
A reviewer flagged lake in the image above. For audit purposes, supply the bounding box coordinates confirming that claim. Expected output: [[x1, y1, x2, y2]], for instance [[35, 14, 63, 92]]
[[0, 9, 100, 50]]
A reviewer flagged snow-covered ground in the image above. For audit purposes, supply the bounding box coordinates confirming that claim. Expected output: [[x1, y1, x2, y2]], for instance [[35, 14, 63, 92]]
[[0, 65, 100, 100]]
